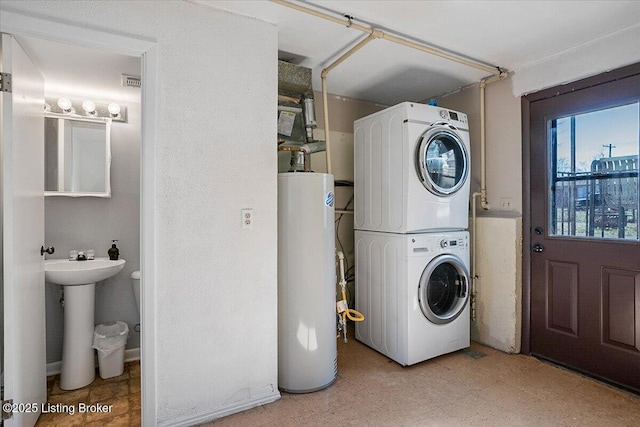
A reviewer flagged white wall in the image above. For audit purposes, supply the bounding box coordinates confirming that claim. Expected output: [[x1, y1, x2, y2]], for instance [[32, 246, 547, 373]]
[[512, 23, 640, 97], [44, 100, 141, 364], [0, 1, 279, 425], [439, 77, 522, 214], [473, 215, 522, 353]]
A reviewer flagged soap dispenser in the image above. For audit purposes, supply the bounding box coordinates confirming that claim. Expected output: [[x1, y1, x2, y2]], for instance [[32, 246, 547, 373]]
[[108, 240, 120, 260]]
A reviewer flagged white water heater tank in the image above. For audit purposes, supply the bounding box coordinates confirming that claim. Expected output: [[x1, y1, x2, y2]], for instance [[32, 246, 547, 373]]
[[278, 172, 337, 393]]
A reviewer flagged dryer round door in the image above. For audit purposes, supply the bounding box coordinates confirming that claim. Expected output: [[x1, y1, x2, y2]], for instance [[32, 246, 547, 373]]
[[418, 254, 470, 325], [416, 123, 469, 196]]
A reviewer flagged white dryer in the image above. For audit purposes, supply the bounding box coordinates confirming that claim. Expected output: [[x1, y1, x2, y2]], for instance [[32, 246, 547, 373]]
[[354, 230, 470, 366], [354, 102, 471, 233]]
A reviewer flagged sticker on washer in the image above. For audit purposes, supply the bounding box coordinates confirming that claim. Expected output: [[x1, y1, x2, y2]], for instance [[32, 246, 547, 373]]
[[325, 191, 335, 207]]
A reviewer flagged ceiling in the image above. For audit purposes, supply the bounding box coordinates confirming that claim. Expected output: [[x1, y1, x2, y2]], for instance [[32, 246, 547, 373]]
[[200, 0, 640, 105], [11, 1, 639, 107], [15, 35, 141, 104]]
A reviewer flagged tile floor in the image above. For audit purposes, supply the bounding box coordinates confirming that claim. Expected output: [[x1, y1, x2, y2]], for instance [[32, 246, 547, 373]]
[[204, 338, 640, 426], [36, 361, 140, 426]]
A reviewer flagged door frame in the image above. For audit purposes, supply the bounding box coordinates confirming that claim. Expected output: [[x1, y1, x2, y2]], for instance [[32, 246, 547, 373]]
[[521, 62, 640, 354], [0, 11, 159, 426]]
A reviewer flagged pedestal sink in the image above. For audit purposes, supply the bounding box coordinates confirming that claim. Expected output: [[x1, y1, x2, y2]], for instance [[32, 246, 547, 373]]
[[45, 258, 125, 390]]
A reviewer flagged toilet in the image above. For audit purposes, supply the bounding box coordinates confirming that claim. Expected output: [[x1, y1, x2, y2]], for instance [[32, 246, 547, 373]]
[[131, 270, 141, 318]]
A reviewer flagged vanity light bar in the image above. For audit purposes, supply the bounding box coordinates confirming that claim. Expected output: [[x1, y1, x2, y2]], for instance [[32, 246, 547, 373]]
[[45, 97, 127, 123]]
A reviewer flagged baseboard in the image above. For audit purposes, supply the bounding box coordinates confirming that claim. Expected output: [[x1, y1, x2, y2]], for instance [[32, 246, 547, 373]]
[[46, 347, 141, 376], [157, 390, 281, 427], [46, 361, 62, 377], [124, 347, 140, 362]]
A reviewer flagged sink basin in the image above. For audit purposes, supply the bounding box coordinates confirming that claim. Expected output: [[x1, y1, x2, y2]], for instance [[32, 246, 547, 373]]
[[45, 257, 126, 286]]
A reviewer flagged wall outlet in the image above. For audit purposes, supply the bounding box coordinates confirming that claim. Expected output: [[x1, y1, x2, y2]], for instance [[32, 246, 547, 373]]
[[500, 198, 514, 211], [241, 208, 253, 228]]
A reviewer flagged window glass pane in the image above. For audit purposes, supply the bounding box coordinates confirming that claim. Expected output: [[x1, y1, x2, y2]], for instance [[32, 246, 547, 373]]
[[549, 102, 639, 240]]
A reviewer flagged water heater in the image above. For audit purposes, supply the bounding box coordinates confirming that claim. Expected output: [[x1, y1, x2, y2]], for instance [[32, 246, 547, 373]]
[[278, 172, 337, 393]]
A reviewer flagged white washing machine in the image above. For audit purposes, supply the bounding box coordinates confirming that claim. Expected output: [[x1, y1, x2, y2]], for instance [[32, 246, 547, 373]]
[[354, 102, 471, 233], [354, 230, 470, 366]]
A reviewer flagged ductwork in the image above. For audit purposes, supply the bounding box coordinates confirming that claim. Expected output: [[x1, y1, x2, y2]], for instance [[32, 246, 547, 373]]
[[278, 60, 324, 171]]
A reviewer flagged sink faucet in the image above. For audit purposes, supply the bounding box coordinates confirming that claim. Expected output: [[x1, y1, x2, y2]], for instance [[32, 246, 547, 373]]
[[69, 250, 94, 261]]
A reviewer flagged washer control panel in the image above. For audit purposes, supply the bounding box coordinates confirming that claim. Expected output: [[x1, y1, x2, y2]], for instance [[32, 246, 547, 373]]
[[440, 237, 466, 249], [409, 232, 469, 255]]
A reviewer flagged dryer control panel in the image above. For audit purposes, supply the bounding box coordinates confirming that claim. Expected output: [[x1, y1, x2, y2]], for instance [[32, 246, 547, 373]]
[[438, 108, 468, 126]]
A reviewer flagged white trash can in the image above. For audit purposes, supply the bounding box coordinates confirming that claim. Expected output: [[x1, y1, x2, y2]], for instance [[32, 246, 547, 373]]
[[93, 321, 129, 379]]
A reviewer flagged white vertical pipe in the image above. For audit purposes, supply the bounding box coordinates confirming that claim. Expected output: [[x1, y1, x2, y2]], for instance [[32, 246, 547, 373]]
[[321, 33, 380, 175], [471, 191, 480, 321], [478, 72, 506, 209], [321, 75, 332, 175], [479, 80, 489, 210], [471, 72, 507, 322]]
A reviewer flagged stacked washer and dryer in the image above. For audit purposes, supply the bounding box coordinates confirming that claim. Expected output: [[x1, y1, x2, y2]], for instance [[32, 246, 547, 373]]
[[354, 102, 472, 366]]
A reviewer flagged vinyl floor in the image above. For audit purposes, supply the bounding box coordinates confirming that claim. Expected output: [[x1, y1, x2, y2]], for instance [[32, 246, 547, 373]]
[[37, 338, 640, 426], [204, 337, 640, 426]]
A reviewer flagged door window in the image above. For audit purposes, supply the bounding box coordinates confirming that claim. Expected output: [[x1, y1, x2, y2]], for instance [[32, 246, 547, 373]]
[[549, 102, 640, 240], [417, 127, 468, 195]]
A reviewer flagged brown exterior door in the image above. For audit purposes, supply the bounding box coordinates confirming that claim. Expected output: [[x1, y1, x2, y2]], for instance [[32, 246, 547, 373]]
[[527, 66, 640, 393]]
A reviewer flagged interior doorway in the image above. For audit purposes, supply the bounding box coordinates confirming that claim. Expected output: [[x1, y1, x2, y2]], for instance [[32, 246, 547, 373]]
[[2, 32, 144, 425], [523, 63, 640, 393]]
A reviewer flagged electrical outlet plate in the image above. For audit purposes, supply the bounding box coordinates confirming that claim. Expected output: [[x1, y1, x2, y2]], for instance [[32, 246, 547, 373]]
[[500, 198, 514, 211], [241, 208, 253, 228]]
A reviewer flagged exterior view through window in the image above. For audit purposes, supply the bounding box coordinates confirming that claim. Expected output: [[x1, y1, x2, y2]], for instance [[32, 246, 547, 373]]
[[549, 102, 640, 240]]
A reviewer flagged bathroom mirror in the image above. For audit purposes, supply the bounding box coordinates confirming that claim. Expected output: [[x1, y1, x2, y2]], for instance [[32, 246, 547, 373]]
[[44, 114, 112, 197]]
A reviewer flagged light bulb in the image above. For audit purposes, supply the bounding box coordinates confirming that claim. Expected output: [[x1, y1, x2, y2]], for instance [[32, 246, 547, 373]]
[[108, 103, 121, 116], [57, 97, 72, 112], [82, 100, 96, 115]]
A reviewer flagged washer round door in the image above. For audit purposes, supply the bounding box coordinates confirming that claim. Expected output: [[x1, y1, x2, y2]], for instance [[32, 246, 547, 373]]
[[416, 123, 469, 196], [418, 254, 470, 325]]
